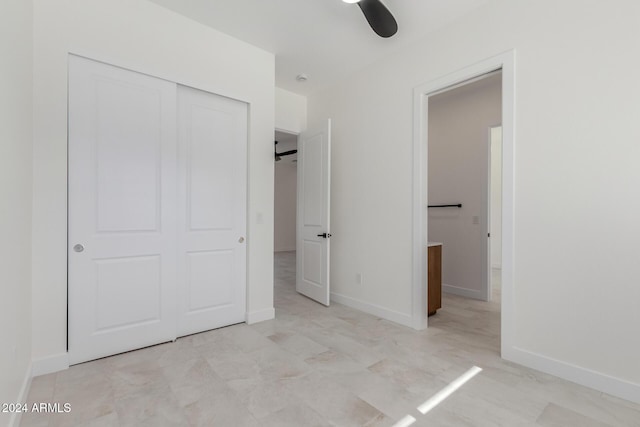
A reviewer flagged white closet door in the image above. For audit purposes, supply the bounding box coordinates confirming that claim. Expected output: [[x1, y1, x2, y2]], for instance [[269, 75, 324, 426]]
[[177, 86, 247, 336], [68, 56, 178, 364]]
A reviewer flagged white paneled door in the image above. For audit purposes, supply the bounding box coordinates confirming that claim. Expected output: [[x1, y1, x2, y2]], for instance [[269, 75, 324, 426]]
[[296, 120, 331, 305], [177, 86, 247, 336], [68, 56, 247, 364]]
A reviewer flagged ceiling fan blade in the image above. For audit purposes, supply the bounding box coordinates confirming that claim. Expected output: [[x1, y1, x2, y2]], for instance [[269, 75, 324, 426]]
[[357, 0, 398, 38]]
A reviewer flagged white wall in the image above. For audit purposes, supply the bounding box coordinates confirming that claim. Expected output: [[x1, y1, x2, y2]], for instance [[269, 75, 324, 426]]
[[0, 0, 33, 424], [428, 73, 501, 300], [275, 87, 307, 134], [490, 126, 503, 269], [31, 0, 275, 372], [308, 0, 640, 400]]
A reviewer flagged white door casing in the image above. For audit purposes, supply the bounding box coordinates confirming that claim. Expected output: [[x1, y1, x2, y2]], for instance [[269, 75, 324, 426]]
[[296, 119, 332, 305], [68, 56, 248, 364], [177, 86, 247, 336], [68, 55, 178, 364]]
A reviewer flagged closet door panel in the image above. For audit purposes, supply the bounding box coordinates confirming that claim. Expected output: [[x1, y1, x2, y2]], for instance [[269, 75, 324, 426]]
[[68, 56, 178, 364], [177, 86, 247, 336]]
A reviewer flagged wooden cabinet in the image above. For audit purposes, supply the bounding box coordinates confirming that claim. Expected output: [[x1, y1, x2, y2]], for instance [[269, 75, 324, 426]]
[[428, 244, 442, 316]]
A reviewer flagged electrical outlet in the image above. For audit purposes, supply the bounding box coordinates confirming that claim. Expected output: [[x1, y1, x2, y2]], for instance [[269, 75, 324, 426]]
[[356, 273, 363, 285]]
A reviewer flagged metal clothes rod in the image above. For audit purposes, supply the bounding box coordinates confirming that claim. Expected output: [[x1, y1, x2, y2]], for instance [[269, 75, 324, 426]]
[[428, 204, 462, 208]]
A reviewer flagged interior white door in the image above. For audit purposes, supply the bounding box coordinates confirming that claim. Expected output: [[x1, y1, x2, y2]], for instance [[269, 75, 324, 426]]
[[177, 86, 247, 336], [68, 55, 178, 364], [296, 119, 332, 305]]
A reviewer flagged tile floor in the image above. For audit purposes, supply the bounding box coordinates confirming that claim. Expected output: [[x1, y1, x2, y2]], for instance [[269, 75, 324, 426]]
[[21, 251, 640, 426]]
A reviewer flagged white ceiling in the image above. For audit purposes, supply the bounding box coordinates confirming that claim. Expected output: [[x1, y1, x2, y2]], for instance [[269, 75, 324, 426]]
[[148, 0, 489, 96]]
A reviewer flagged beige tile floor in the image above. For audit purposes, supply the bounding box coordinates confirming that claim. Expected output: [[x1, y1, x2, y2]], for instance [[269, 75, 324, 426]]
[[21, 251, 640, 426]]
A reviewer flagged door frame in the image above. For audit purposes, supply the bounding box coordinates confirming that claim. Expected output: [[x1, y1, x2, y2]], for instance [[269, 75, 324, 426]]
[[411, 50, 516, 358], [487, 124, 504, 302]]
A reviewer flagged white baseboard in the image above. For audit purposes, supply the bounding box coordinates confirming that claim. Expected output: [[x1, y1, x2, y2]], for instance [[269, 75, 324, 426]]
[[330, 292, 413, 328], [32, 352, 69, 377], [246, 308, 275, 324], [9, 363, 32, 427], [504, 346, 640, 404], [442, 283, 483, 300]]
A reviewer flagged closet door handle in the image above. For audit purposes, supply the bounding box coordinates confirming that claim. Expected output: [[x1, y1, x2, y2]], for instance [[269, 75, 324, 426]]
[[317, 233, 332, 239]]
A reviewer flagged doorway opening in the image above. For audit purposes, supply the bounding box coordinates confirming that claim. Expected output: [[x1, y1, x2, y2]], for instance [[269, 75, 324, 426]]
[[412, 51, 515, 359], [274, 130, 299, 253], [428, 71, 501, 296], [273, 119, 333, 308], [426, 72, 502, 351], [273, 130, 299, 301]]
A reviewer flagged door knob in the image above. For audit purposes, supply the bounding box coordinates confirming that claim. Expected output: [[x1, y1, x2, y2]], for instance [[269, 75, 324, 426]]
[[73, 244, 84, 253], [238, 237, 245, 243], [317, 233, 332, 239]]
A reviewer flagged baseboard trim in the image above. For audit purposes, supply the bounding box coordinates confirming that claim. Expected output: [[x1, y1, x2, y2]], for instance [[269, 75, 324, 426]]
[[330, 292, 413, 328], [246, 308, 275, 324], [9, 363, 32, 427], [32, 352, 69, 377], [442, 283, 483, 300], [504, 346, 640, 404]]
